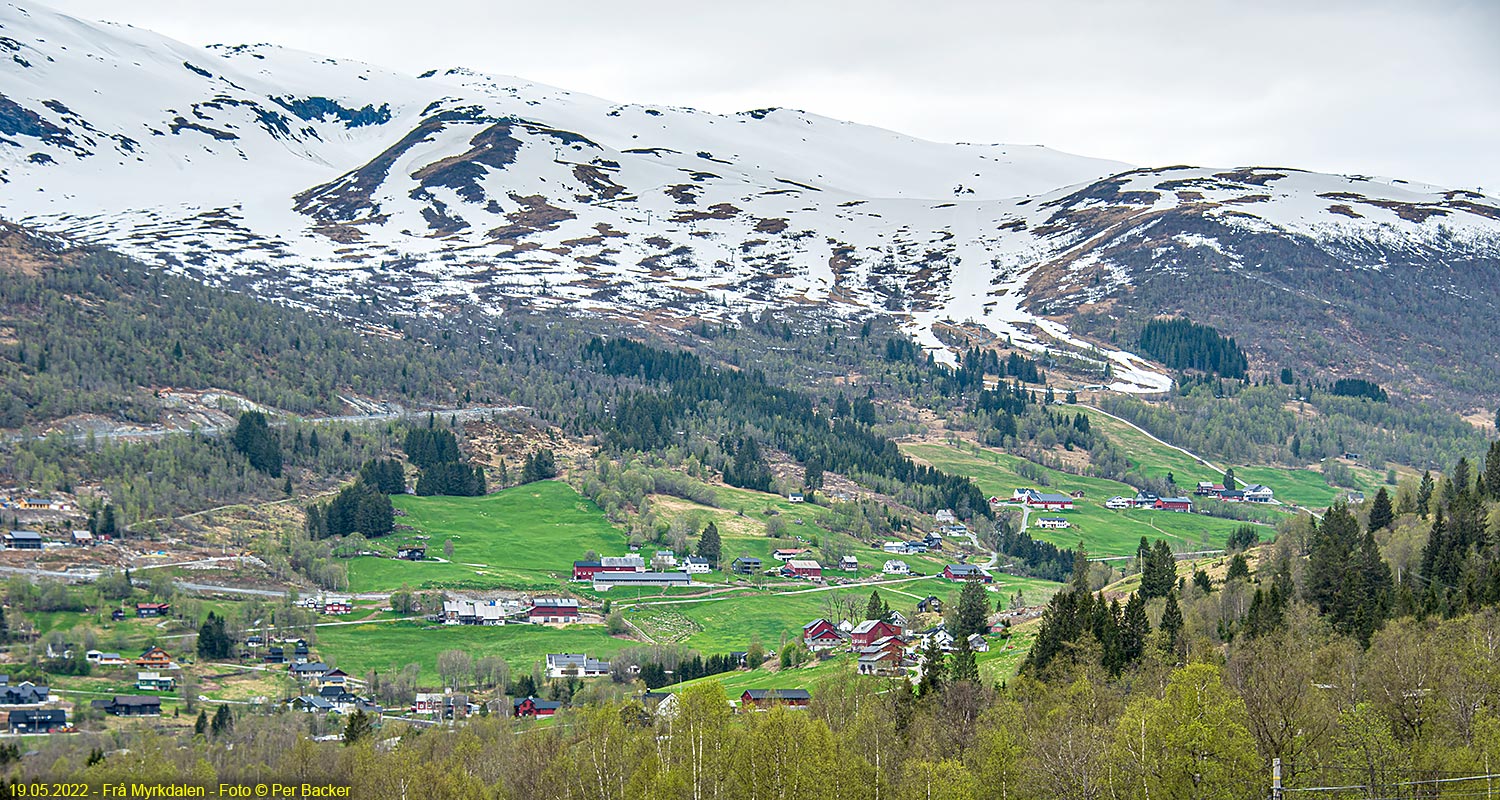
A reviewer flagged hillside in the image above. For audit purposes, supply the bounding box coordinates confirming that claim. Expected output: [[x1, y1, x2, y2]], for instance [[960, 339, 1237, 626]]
[[3, 2, 1500, 409]]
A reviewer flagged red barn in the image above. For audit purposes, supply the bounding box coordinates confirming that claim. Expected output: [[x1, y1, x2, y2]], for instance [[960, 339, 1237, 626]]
[[527, 598, 581, 623], [849, 619, 901, 648], [786, 559, 823, 581], [740, 689, 811, 710], [1155, 497, 1193, 513]]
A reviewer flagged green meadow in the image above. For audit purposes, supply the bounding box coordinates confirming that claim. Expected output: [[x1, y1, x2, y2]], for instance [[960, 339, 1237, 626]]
[[901, 442, 1261, 556], [346, 481, 627, 592]]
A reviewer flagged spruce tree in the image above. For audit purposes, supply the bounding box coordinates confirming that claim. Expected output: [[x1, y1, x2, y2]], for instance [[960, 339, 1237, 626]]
[[953, 579, 989, 639], [193, 709, 208, 736], [210, 704, 233, 738], [866, 590, 887, 621], [1485, 440, 1500, 502], [1417, 471, 1435, 517], [949, 638, 979, 684], [1222, 467, 1236, 489], [1120, 593, 1150, 664], [697, 522, 721, 566], [916, 639, 946, 696], [1159, 590, 1184, 654], [1226, 554, 1250, 581], [1367, 487, 1394, 532]]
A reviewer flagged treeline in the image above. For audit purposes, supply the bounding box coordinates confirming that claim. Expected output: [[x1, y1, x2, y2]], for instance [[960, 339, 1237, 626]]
[[1096, 381, 1487, 473], [585, 337, 988, 517], [0, 418, 392, 527], [0, 227, 522, 428], [1137, 317, 1248, 378], [404, 425, 485, 496]]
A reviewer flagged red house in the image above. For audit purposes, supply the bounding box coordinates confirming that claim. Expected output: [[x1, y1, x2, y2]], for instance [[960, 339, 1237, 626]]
[[513, 697, 562, 718], [849, 619, 901, 648], [1155, 497, 1193, 513], [802, 619, 843, 651]]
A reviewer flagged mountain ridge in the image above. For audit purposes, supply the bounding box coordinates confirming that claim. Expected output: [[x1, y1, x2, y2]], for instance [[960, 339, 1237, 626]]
[[4, 0, 1500, 406]]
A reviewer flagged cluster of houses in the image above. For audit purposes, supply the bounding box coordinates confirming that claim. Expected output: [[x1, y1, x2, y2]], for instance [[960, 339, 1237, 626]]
[[441, 596, 584, 625], [0, 496, 74, 513], [882, 533, 943, 557], [1194, 482, 1275, 503], [1104, 493, 1194, 512], [82, 645, 177, 670], [3, 528, 105, 549], [802, 602, 992, 678], [0, 675, 68, 734], [295, 595, 354, 615], [288, 662, 381, 716]]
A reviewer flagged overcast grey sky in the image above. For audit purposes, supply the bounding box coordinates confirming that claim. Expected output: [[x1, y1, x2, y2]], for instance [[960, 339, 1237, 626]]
[[44, 0, 1500, 191]]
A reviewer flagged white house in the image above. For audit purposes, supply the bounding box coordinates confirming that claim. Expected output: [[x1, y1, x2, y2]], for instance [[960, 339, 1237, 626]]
[[839, 555, 859, 572], [1035, 517, 1071, 530], [1105, 496, 1132, 510], [883, 560, 910, 575], [787, 491, 805, 503], [1244, 485, 1275, 503], [683, 556, 712, 574], [934, 509, 957, 524], [882, 541, 906, 554]]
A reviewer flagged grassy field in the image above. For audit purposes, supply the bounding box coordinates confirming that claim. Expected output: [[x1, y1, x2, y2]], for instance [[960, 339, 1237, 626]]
[[902, 442, 1257, 556], [645, 487, 959, 581], [1072, 404, 1387, 511], [346, 481, 626, 592], [315, 620, 630, 682], [1069, 405, 1225, 488], [625, 572, 1062, 654]]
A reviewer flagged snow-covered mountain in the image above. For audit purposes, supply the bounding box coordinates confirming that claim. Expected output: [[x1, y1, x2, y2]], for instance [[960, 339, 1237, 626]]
[[4, 1, 1500, 395]]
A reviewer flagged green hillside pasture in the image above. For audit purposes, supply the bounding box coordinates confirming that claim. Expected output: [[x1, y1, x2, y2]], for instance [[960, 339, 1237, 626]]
[[646, 489, 957, 580], [1232, 465, 1384, 510], [1067, 405, 1223, 487], [316, 621, 630, 683], [346, 481, 627, 592], [627, 573, 1062, 655], [1072, 404, 1384, 510], [902, 443, 1256, 556], [669, 655, 871, 697]]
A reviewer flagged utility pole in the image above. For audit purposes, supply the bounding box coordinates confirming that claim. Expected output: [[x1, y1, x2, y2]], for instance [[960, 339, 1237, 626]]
[[1272, 757, 1283, 800]]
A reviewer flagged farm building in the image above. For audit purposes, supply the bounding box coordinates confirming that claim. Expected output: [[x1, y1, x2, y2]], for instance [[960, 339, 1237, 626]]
[[396, 545, 426, 561], [593, 572, 692, 591], [1105, 496, 1132, 509], [740, 689, 811, 710], [443, 599, 510, 625], [943, 564, 991, 583], [850, 619, 902, 647], [1013, 490, 1074, 511], [546, 654, 611, 678], [527, 598, 582, 623], [784, 559, 823, 581], [1035, 517, 1071, 529], [1155, 497, 1193, 513]]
